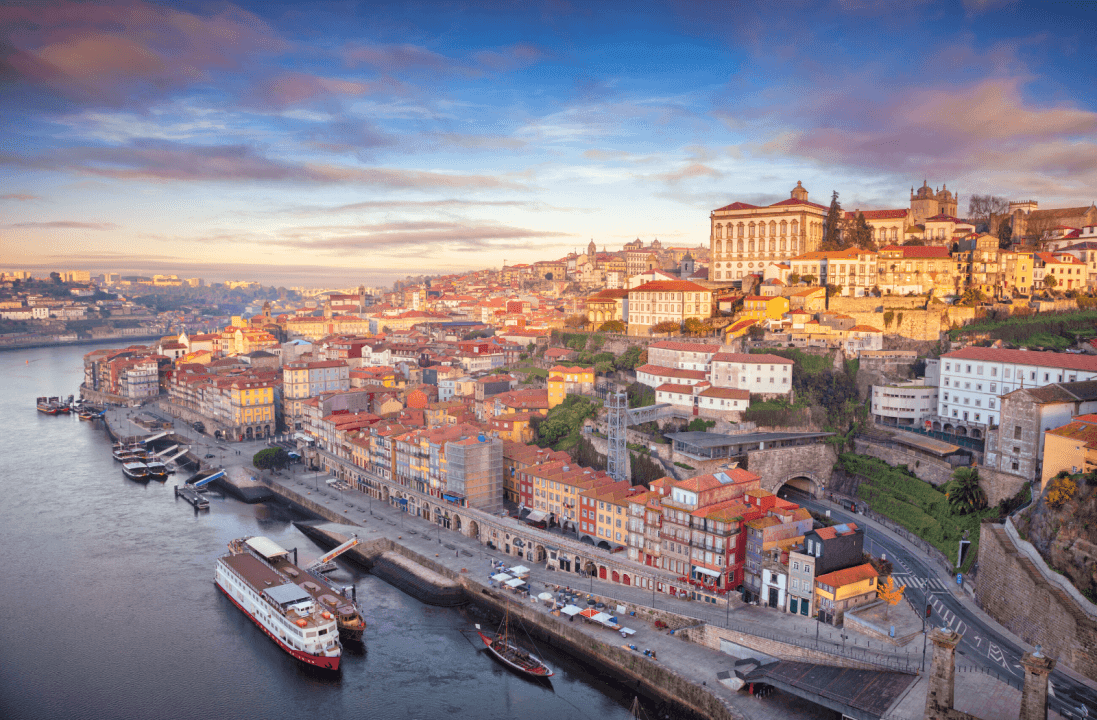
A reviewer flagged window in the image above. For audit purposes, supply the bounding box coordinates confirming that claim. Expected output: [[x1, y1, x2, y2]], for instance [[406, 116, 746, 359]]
[[1015, 425, 1022, 439]]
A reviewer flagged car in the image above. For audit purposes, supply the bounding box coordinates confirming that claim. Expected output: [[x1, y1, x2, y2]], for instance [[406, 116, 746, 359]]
[[204, 453, 215, 459]]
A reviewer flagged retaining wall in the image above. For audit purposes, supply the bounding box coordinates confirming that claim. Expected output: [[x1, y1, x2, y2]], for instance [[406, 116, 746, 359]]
[[975, 522, 1097, 682], [676, 623, 887, 671]]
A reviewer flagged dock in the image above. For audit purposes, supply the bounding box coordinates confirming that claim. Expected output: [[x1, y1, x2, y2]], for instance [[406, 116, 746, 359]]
[[174, 484, 209, 510]]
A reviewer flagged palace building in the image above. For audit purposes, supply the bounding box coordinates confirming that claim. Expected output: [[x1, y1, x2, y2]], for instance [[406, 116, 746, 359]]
[[709, 182, 827, 283]]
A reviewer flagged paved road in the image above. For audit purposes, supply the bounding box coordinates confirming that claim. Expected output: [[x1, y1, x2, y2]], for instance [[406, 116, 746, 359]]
[[797, 495, 1097, 720]]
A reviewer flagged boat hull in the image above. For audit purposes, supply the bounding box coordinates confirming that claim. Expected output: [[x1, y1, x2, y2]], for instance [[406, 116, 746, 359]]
[[215, 580, 340, 671], [477, 631, 553, 678]]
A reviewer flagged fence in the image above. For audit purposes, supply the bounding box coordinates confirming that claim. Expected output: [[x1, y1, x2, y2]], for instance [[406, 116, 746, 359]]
[[956, 663, 1024, 692]]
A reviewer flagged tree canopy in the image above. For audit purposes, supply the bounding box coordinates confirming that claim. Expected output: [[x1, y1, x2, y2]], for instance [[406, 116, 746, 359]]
[[253, 447, 291, 471], [946, 467, 987, 515], [967, 194, 1009, 232], [819, 191, 844, 250]]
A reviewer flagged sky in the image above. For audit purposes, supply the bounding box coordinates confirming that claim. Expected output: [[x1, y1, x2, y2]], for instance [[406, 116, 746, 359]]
[[2, 0, 1096, 288]]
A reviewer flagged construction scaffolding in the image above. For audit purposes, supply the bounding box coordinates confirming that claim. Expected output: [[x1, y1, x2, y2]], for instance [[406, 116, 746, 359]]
[[445, 436, 504, 515], [606, 390, 628, 483]]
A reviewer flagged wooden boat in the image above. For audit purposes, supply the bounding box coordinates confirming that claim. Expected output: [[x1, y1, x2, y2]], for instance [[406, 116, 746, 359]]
[[475, 605, 553, 679]]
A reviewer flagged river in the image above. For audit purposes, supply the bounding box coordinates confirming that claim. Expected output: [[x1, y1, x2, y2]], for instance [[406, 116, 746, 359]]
[[0, 345, 647, 720]]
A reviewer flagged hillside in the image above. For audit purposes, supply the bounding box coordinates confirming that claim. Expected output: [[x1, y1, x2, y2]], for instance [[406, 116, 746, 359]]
[[1014, 474, 1097, 604]]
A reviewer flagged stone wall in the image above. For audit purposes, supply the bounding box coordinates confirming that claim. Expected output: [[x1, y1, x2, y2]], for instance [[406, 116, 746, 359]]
[[677, 623, 885, 671], [975, 522, 1097, 682], [975, 466, 1029, 507], [853, 437, 957, 488], [744, 443, 837, 495]]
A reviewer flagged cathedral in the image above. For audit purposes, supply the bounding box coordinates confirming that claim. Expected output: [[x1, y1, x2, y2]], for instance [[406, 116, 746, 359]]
[[909, 180, 958, 224]]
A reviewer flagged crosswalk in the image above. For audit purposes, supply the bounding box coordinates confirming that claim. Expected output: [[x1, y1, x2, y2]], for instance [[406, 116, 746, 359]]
[[892, 573, 950, 593]]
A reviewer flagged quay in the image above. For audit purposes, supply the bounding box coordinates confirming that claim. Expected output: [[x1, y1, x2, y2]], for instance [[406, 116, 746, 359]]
[[173, 484, 209, 510]]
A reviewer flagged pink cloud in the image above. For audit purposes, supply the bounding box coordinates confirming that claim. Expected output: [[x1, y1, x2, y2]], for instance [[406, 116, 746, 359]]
[[248, 72, 395, 108], [5, 220, 116, 229], [0, 1, 285, 107], [1, 140, 528, 190], [0, 193, 40, 201]]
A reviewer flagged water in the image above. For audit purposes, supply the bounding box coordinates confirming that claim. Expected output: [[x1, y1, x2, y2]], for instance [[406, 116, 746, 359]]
[[0, 346, 644, 720]]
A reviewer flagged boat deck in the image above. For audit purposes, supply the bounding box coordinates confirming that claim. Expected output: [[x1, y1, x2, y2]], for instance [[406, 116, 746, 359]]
[[269, 557, 357, 617], [221, 553, 328, 630]]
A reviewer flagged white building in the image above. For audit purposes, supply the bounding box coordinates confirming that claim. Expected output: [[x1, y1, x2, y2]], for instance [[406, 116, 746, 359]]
[[708, 352, 794, 397], [283, 360, 350, 400], [937, 347, 1097, 437], [647, 340, 722, 371], [871, 381, 938, 429]]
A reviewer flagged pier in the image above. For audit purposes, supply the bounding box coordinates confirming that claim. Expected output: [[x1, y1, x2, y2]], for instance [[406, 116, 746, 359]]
[[173, 484, 209, 510]]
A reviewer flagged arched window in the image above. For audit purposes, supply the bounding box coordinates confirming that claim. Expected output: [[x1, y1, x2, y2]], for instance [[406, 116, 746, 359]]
[[749, 222, 756, 237], [891, 227, 898, 241], [714, 224, 722, 239], [748, 240, 755, 252], [769, 239, 776, 252], [759, 222, 766, 238], [780, 239, 786, 251], [737, 239, 744, 253], [791, 220, 798, 236], [780, 220, 787, 236], [738, 223, 745, 238], [769, 221, 777, 237], [716, 240, 722, 253]]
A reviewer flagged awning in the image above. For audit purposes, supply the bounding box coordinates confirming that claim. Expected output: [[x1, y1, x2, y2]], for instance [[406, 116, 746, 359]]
[[561, 605, 583, 616], [491, 573, 513, 582], [694, 566, 722, 578], [580, 608, 599, 619], [505, 578, 526, 588], [293, 432, 314, 442], [537, 592, 554, 601], [509, 565, 530, 576], [619, 627, 636, 637], [524, 510, 547, 522]]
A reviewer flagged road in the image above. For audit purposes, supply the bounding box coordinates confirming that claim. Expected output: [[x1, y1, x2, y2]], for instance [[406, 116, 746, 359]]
[[797, 495, 1096, 720]]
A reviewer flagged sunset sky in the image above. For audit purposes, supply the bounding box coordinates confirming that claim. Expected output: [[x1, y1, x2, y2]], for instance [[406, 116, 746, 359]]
[[2, 0, 1095, 287]]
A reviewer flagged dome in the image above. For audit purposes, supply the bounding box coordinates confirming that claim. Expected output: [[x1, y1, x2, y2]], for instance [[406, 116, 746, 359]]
[[406, 389, 428, 409]]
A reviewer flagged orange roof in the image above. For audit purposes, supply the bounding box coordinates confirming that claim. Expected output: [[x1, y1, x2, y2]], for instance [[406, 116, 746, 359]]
[[630, 280, 711, 293], [815, 562, 879, 588], [814, 522, 859, 540]]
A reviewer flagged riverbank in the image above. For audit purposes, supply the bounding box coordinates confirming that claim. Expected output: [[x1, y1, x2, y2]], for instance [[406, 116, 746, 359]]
[[0, 334, 164, 352]]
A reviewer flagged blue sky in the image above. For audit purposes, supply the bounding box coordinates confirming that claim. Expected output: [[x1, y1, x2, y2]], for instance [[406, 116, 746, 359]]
[[2, 0, 1095, 286]]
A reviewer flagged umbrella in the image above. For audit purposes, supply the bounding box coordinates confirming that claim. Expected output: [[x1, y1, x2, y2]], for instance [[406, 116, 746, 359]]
[[491, 573, 513, 582], [537, 592, 554, 601]]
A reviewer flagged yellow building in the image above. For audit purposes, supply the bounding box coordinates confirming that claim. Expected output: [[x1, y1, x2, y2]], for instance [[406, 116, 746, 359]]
[[741, 295, 789, 322], [547, 365, 595, 408], [1040, 416, 1097, 490], [1001, 251, 1034, 296], [582, 480, 645, 548], [725, 318, 758, 341], [813, 562, 879, 624], [488, 412, 534, 443], [228, 378, 276, 440]]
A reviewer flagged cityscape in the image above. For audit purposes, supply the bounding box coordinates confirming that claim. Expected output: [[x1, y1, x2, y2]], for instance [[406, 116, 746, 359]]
[[2, 2, 1096, 720]]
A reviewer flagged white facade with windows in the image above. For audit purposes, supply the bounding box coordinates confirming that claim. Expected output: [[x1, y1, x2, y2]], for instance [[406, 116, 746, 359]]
[[871, 381, 938, 428], [708, 352, 794, 396], [938, 348, 1097, 432]]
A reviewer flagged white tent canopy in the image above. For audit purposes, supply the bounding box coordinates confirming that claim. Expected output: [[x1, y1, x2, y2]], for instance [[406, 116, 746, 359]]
[[491, 573, 513, 582], [537, 592, 554, 601], [505, 578, 526, 588], [561, 604, 583, 616], [509, 565, 530, 576], [693, 566, 721, 578]]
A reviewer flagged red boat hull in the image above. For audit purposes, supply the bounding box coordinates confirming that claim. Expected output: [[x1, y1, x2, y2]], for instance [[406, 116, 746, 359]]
[[216, 580, 340, 671]]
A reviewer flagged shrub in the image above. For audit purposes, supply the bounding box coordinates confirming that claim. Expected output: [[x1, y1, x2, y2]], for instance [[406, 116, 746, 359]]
[[1046, 473, 1078, 509]]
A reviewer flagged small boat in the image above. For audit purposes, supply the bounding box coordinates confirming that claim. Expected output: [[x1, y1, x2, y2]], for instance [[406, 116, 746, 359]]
[[145, 461, 169, 480], [36, 396, 62, 414], [122, 461, 149, 481], [476, 604, 553, 679]]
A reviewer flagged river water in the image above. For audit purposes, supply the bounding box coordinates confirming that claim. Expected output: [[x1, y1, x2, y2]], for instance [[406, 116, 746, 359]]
[[0, 345, 645, 720]]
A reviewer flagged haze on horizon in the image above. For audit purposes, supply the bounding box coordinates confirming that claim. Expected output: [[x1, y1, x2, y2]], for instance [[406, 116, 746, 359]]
[[2, 0, 1095, 287]]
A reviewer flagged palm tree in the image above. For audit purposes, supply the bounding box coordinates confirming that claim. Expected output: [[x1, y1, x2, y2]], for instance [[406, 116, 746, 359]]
[[947, 467, 987, 515]]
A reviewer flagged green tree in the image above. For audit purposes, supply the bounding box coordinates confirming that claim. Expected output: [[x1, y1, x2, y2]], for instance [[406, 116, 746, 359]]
[[253, 447, 291, 471], [574, 436, 607, 471], [652, 320, 681, 335], [683, 317, 705, 336], [630, 452, 664, 486], [946, 467, 987, 515], [802, 274, 817, 285], [615, 345, 644, 370], [1044, 275, 1058, 293], [820, 191, 843, 250], [564, 314, 587, 328], [787, 272, 801, 285], [997, 219, 1013, 250], [594, 359, 614, 374], [598, 320, 625, 333]]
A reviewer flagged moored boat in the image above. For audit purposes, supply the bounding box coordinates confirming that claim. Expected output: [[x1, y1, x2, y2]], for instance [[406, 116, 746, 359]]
[[230, 537, 366, 642], [476, 605, 553, 679], [145, 460, 168, 480], [122, 461, 149, 481], [215, 537, 342, 670], [36, 396, 62, 414]]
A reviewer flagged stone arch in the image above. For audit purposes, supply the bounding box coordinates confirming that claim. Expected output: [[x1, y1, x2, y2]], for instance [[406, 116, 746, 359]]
[[611, 570, 620, 583], [579, 535, 595, 546], [533, 544, 546, 563], [932, 421, 941, 432], [245, 427, 253, 440], [943, 422, 954, 433], [597, 540, 611, 551], [381, 486, 390, 503], [956, 426, 968, 437], [584, 560, 597, 576], [970, 428, 981, 439], [467, 520, 479, 541], [453, 514, 463, 533], [622, 573, 631, 586], [779, 474, 818, 498], [598, 566, 607, 580]]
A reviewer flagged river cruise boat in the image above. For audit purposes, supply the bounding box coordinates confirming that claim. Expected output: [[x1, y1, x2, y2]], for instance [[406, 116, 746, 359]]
[[231, 537, 365, 642], [215, 537, 342, 670], [122, 462, 149, 481], [36, 396, 67, 414]]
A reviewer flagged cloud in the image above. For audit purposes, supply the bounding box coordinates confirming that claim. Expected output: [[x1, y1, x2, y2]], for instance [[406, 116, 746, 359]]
[[650, 162, 722, 185], [2, 140, 528, 189], [282, 198, 573, 215], [0, 1, 285, 109], [5, 220, 117, 229], [0, 193, 40, 201], [247, 72, 398, 109], [343, 42, 544, 76]]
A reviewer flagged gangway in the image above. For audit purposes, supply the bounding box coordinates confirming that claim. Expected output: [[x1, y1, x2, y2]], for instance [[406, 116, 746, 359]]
[[154, 444, 179, 458], [165, 448, 190, 464], [192, 470, 224, 488], [141, 431, 170, 444], [307, 535, 360, 574]]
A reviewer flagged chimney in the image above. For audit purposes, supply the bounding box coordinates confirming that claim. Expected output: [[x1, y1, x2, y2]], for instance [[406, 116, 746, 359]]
[[1019, 646, 1056, 720]]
